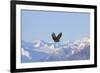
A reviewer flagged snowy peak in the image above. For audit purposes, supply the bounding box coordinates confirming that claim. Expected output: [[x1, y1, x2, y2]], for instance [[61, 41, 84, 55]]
[[74, 37, 90, 50], [74, 37, 90, 45], [32, 40, 62, 55], [33, 40, 42, 47], [33, 40, 48, 48], [62, 37, 90, 51]]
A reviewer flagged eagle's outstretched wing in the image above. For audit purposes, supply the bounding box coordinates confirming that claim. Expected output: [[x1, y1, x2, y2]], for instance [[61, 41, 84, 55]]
[[52, 32, 56, 42], [57, 32, 62, 41], [52, 32, 56, 38]]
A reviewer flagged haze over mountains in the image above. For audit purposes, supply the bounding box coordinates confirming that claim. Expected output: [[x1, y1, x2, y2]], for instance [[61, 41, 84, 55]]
[[21, 37, 90, 63]]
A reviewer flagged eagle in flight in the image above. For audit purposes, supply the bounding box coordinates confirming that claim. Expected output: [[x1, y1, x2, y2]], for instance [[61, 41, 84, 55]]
[[51, 32, 62, 42]]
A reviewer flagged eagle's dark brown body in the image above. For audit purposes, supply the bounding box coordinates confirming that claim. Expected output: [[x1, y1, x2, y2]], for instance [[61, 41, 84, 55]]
[[51, 32, 62, 42]]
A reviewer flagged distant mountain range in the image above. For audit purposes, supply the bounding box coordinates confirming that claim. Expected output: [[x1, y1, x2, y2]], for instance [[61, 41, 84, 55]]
[[21, 37, 90, 63]]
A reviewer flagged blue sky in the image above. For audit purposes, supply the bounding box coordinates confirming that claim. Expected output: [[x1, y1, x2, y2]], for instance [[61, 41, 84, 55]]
[[21, 10, 90, 43]]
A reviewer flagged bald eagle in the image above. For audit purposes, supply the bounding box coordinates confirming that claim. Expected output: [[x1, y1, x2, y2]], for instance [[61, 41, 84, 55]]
[[52, 32, 62, 42]]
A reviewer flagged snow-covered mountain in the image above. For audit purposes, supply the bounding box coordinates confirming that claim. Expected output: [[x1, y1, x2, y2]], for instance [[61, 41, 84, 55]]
[[21, 37, 90, 63], [62, 37, 90, 52]]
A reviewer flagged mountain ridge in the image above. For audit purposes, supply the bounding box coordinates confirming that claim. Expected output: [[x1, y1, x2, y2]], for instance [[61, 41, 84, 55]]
[[21, 37, 90, 63]]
